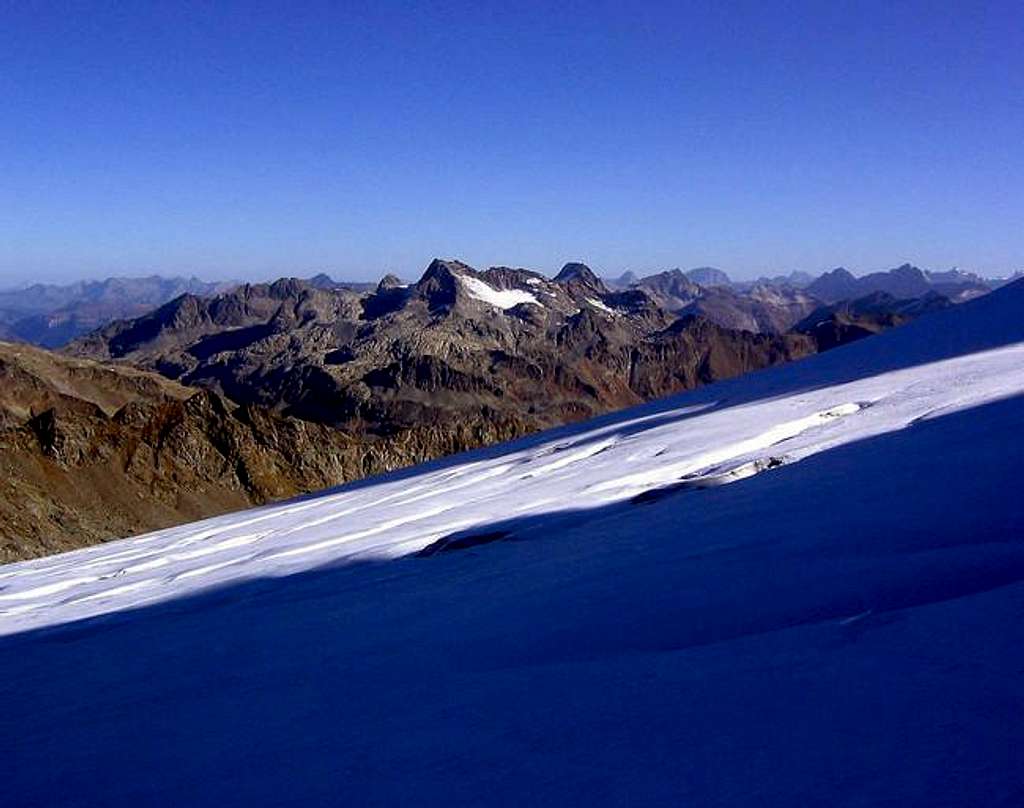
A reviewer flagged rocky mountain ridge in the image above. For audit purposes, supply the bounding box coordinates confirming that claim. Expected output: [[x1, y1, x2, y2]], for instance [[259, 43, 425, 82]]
[[0, 340, 535, 561], [69, 259, 816, 434]]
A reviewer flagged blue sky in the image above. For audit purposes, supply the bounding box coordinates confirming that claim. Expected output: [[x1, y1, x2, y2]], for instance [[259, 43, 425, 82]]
[[2, 1, 1021, 283]]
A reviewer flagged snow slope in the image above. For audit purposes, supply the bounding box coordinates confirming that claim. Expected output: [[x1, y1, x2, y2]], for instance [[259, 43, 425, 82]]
[[2, 281, 1023, 805]]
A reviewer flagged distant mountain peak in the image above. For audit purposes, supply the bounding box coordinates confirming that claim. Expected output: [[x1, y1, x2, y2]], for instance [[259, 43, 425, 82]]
[[685, 267, 731, 287], [267, 277, 312, 299], [419, 258, 474, 282], [377, 274, 405, 291], [308, 273, 337, 289], [555, 262, 598, 282], [554, 262, 606, 294], [607, 270, 639, 289], [890, 263, 926, 278]]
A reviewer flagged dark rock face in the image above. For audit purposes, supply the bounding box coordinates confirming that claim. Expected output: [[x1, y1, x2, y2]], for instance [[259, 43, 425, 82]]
[[628, 317, 813, 399], [553, 262, 608, 297]]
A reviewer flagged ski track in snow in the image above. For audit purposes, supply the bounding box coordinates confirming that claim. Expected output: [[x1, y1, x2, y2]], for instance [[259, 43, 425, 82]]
[[1, 342, 1024, 634]]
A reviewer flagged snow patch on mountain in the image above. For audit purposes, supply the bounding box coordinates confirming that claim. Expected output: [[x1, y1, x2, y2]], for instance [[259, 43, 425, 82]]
[[585, 297, 619, 315], [458, 275, 540, 309]]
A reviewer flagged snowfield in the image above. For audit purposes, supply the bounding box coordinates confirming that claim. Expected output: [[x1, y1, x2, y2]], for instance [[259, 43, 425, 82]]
[[457, 273, 541, 309], [1, 281, 1023, 805]]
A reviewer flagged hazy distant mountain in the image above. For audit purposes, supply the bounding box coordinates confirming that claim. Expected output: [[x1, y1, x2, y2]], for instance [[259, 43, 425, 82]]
[[805, 267, 862, 302], [626, 270, 817, 334], [581, 263, 974, 335], [923, 268, 988, 286], [0, 275, 237, 348], [806, 264, 992, 304], [307, 273, 379, 293], [605, 270, 639, 289], [681, 283, 822, 334], [857, 264, 934, 299], [735, 270, 816, 291], [685, 266, 732, 287], [632, 270, 702, 311]]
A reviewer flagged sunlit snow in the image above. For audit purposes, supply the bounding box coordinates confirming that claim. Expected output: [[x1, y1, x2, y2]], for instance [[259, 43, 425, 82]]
[[458, 274, 540, 309]]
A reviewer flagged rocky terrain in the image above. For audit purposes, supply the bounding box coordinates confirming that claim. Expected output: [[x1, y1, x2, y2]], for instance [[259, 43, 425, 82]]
[[70, 260, 816, 433], [793, 291, 953, 351], [0, 341, 531, 562]]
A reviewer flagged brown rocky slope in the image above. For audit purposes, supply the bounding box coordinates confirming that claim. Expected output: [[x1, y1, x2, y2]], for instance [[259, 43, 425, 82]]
[[0, 342, 530, 562]]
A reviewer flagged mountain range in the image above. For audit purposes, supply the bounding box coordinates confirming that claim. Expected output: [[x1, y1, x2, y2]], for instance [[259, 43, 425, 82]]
[[0, 275, 237, 348], [805, 264, 993, 304], [67, 260, 817, 435], [0, 263, 1010, 352]]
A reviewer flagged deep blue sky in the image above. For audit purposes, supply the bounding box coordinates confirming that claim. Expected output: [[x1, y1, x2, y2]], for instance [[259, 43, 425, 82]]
[[2, 1, 1021, 284]]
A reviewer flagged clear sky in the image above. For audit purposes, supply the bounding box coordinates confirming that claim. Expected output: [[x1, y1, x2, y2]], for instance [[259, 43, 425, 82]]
[[2, 1, 1021, 284]]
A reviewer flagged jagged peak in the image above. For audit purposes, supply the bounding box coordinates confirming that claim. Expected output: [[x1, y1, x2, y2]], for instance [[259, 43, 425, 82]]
[[267, 277, 314, 299], [555, 262, 601, 285], [376, 273, 405, 291], [308, 273, 337, 289], [639, 268, 694, 284], [888, 263, 926, 278], [413, 259, 477, 310], [419, 258, 476, 283]]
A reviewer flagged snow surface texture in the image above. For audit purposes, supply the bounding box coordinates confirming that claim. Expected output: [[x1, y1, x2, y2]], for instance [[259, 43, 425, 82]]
[[2, 281, 1024, 805], [457, 274, 540, 309]]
